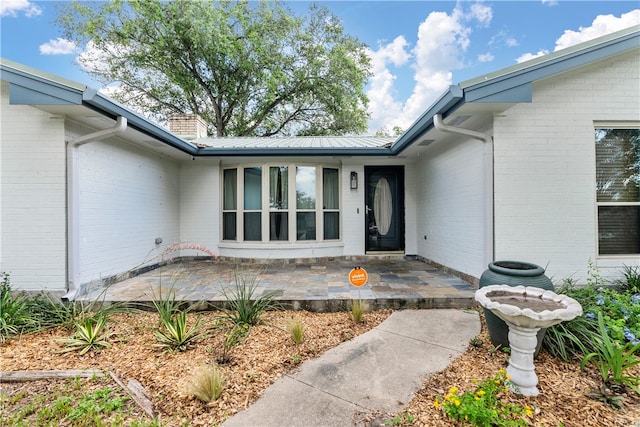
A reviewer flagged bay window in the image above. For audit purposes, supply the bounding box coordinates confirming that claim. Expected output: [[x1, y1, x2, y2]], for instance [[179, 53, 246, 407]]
[[595, 127, 640, 255], [222, 164, 340, 242]]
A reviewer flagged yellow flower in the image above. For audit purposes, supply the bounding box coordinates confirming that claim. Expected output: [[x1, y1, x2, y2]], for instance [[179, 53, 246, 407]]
[[505, 374, 511, 380], [453, 398, 461, 407], [474, 396, 481, 401], [476, 390, 486, 396], [434, 400, 440, 409], [525, 406, 534, 416], [499, 369, 506, 374], [449, 386, 458, 394]]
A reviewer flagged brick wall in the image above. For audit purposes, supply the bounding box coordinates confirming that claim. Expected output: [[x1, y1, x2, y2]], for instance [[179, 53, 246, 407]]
[[493, 49, 640, 282], [414, 137, 486, 279], [0, 82, 67, 291], [75, 132, 181, 286], [168, 114, 208, 139]]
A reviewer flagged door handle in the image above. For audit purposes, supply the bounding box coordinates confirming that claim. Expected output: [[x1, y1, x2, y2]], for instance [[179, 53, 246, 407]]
[[365, 205, 373, 214]]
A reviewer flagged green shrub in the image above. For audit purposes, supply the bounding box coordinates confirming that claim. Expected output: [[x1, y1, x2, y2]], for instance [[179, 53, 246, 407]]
[[545, 263, 640, 360], [149, 282, 184, 326], [220, 270, 281, 326], [543, 315, 594, 361], [216, 322, 250, 364], [434, 370, 533, 426], [580, 312, 640, 399], [154, 311, 207, 352], [57, 316, 112, 355], [0, 273, 38, 341], [617, 264, 640, 293]]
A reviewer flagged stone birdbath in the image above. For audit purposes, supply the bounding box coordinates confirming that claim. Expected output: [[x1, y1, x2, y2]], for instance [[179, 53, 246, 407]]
[[475, 285, 583, 396]]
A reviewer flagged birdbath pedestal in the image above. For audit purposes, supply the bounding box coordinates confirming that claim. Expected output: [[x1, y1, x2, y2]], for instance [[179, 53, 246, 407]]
[[475, 285, 583, 396]]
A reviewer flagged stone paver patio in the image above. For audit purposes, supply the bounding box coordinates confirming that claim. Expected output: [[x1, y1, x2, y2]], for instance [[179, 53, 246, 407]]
[[81, 256, 479, 311]]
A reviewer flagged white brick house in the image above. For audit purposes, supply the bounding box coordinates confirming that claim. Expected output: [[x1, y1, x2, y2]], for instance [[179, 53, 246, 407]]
[[1, 26, 638, 295]]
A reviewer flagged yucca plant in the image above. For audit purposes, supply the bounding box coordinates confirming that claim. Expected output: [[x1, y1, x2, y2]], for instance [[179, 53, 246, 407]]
[[150, 282, 183, 326], [186, 365, 225, 402], [220, 270, 281, 326], [58, 316, 112, 355], [154, 311, 207, 352]]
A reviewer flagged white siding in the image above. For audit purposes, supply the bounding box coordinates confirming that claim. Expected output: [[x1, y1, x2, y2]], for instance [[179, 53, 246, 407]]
[[179, 161, 220, 255], [341, 161, 365, 255], [494, 51, 640, 283], [0, 82, 67, 291], [414, 138, 486, 279], [76, 137, 180, 286]]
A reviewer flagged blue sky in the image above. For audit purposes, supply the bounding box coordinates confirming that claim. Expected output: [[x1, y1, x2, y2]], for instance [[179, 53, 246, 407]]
[[2, 1, 639, 134]]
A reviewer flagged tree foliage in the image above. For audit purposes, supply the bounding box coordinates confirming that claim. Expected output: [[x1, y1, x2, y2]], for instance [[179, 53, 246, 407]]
[[55, 0, 371, 137]]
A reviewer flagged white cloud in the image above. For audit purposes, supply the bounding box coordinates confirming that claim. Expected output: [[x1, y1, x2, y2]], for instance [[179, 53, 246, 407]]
[[517, 9, 640, 62], [554, 9, 640, 51], [0, 0, 41, 17], [365, 2, 489, 133], [516, 50, 549, 63], [468, 3, 492, 28], [39, 38, 78, 55], [478, 52, 494, 63], [541, 0, 559, 7], [365, 36, 411, 133]]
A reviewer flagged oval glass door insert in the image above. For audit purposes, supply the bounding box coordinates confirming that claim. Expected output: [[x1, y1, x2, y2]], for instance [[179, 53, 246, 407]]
[[373, 177, 392, 235]]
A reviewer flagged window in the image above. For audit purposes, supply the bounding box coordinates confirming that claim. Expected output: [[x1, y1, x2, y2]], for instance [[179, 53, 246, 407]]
[[296, 166, 316, 240], [270, 166, 288, 241], [595, 127, 640, 255], [243, 167, 262, 241], [222, 169, 237, 240], [222, 164, 341, 242], [323, 168, 340, 239]]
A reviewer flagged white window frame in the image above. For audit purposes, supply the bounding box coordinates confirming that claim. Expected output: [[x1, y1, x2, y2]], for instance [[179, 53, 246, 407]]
[[221, 163, 341, 243], [594, 123, 640, 258]]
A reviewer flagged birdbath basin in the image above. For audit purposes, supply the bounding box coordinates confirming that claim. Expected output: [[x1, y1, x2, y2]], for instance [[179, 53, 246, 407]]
[[475, 285, 583, 396]]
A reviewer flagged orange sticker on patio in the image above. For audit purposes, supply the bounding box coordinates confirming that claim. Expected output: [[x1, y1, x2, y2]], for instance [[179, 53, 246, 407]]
[[349, 267, 368, 287]]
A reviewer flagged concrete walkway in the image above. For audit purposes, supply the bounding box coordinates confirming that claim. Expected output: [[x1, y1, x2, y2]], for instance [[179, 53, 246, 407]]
[[222, 309, 481, 427]]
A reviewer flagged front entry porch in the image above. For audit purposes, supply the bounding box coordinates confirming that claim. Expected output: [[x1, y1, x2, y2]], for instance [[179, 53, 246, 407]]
[[80, 256, 478, 312]]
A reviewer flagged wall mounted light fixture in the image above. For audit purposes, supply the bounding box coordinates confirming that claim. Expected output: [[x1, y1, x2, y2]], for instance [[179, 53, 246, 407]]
[[350, 171, 358, 189]]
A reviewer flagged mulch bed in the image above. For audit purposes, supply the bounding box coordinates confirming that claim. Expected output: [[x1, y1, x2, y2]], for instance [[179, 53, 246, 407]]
[[1, 309, 638, 426]]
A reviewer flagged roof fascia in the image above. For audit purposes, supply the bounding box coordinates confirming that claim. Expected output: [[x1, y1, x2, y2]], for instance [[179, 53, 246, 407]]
[[1, 62, 85, 105], [393, 27, 639, 153], [390, 85, 464, 154], [82, 91, 198, 155], [463, 26, 639, 102]]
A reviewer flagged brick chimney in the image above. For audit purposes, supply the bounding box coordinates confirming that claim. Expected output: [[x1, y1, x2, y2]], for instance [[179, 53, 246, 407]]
[[168, 114, 207, 139]]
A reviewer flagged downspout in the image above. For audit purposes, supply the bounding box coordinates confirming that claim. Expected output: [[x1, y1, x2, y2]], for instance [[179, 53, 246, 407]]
[[433, 113, 494, 268], [64, 116, 127, 299]]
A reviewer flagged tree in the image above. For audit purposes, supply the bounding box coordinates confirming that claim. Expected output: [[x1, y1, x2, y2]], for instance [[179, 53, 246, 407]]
[[56, 0, 371, 137]]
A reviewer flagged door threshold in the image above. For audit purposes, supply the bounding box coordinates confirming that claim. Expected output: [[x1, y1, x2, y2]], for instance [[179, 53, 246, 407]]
[[365, 251, 405, 255]]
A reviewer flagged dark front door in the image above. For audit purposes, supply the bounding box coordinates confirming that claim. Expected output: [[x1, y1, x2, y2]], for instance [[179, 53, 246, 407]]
[[365, 166, 405, 252]]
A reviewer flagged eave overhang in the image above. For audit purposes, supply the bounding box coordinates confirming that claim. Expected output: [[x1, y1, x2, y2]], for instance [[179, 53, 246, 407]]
[[2, 25, 638, 159]]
